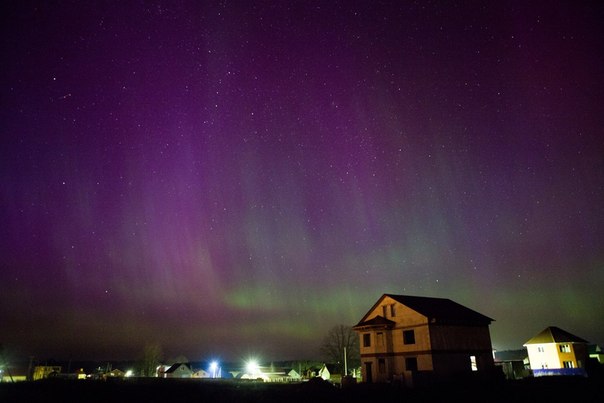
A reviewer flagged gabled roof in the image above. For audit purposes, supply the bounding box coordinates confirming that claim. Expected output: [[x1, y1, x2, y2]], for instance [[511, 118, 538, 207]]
[[356, 294, 494, 326], [165, 362, 192, 373], [493, 349, 528, 362], [353, 315, 396, 329], [524, 326, 589, 345]]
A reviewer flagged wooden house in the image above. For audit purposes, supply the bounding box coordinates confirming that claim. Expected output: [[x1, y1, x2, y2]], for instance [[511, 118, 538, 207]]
[[353, 294, 495, 384]]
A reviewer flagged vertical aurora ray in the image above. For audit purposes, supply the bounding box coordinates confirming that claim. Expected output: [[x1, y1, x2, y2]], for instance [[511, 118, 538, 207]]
[[0, 1, 603, 360]]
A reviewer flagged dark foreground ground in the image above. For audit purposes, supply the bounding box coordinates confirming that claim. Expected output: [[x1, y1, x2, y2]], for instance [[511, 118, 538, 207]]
[[1, 376, 602, 403]]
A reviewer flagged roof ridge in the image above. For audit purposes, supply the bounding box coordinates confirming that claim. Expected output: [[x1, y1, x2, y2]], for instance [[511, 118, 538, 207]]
[[524, 326, 588, 345]]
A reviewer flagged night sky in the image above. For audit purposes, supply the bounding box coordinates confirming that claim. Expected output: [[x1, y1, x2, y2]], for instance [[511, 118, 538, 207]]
[[1, 1, 603, 362]]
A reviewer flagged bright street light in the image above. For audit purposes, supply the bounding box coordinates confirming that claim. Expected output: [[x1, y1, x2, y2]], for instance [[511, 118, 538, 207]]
[[245, 360, 260, 376], [209, 361, 219, 378]]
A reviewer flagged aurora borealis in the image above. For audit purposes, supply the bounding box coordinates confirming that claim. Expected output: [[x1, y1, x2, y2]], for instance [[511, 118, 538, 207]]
[[1, 1, 603, 362]]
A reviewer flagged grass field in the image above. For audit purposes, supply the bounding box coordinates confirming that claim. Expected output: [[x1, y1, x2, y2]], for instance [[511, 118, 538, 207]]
[[1, 375, 601, 403]]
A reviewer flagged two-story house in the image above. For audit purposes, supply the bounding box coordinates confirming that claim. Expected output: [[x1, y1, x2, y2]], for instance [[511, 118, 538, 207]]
[[524, 326, 588, 377], [353, 294, 495, 384]]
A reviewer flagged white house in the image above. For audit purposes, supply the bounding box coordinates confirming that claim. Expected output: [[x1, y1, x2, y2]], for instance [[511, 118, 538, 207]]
[[164, 363, 193, 378], [318, 364, 330, 380], [524, 326, 588, 377]]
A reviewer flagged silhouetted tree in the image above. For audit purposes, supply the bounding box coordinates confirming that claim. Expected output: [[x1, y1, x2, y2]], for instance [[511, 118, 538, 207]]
[[137, 343, 163, 377], [319, 325, 360, 375], [0, 344, 15, 382]]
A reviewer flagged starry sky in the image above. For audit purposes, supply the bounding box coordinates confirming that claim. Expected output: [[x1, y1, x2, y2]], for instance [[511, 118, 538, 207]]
[[1, 1, 603, 362]]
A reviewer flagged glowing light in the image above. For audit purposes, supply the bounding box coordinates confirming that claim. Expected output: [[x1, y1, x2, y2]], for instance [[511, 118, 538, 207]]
[[209, 361, 220, 378], [245, 359, 260, 376], [125, 370, 133, 377], [242, 359, 268, 381], [243, 359, 264, 379]]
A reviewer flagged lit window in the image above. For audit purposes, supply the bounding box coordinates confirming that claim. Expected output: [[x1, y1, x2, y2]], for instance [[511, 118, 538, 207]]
[[559, 344, 571, 353], [563, 361, 574, 368], [470, 355, 477, 371], [403, 329, 415, 345], [363, 333, 371, 347]]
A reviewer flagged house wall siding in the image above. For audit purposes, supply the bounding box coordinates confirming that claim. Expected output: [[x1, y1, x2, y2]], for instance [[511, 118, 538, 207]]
[[429, 325, 492, 351], [355, 294, 495, 383], [527, 343, 563, 370], [527, 342, 588, 373]]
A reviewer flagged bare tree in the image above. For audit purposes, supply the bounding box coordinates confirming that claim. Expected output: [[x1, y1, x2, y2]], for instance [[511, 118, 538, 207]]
[[137, 343, 163, 377], [0, 344, 14, 382], [319, 325, 360, 375]]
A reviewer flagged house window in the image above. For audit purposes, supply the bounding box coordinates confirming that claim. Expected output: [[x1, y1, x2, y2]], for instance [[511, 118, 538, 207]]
[[470, 355, 478, 371], [403, 329, 415, 345], [559, 344, 571, 353], [563, 361, 574, 368], [405, 357, 418, 371], [390, 304, 396, 317], [382, 305, 387, 317], [363, 333, 371, 347], [377, 332, 384, 346], [537, 346, 544, 352], [378, 358, 386, 373]]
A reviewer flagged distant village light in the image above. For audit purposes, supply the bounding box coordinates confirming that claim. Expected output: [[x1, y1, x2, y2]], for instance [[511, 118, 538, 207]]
[[245, 360, 260, 376], [209, 361, 219, 378]]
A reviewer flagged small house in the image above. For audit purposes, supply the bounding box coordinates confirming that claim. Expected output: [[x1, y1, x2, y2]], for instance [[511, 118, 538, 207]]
[[164, 362, 193, 378], [318, 364, 330, 380], [33, 366, 61, 380], [588, 344, 604, 364], [192, 369, 210, 378], [524, 326, 588, 377], [493, 349, 529, 380]]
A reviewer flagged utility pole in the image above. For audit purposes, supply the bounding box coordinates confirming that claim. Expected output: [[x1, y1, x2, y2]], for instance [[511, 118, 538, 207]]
[[28, 356, 35, 381], [344, 346, 348, 376]]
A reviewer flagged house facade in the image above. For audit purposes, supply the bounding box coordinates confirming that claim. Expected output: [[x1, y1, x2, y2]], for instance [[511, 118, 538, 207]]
[[33, 366, 61, 380], [353, 294, 495, 384], [164, 362, 193, 378], [588, 344, 604, 364], [493, 349, 530, 380], [524, 326, 589, 377]]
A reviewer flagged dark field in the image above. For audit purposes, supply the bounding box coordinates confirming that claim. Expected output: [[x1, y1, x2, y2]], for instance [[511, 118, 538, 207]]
[[1, 376, 601, 403]]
